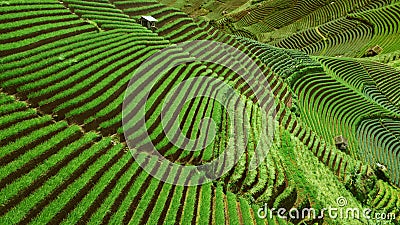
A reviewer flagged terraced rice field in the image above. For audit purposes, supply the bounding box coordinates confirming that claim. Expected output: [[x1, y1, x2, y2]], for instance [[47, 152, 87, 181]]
[[1, 0, 400, 224]]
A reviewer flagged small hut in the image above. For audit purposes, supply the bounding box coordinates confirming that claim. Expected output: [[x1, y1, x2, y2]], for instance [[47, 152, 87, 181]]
[[365, 45, 383, 57], [139, 16, 157, 31], [334, 135, 348, 151]]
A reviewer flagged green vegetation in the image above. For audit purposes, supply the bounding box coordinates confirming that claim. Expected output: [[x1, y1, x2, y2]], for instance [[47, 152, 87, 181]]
[[1, 0, 400, 224]]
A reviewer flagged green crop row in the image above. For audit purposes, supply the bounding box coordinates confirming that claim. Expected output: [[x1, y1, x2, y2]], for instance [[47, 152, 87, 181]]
[[74, 9, 129, 19], [0, 14, 78, 34], [0, 115, 52, 141], [0, 129, 95, 205], [81, 14, 134, 24], [228, 100, 255, 187], [63, 150, 132, 224], [165, 25, 206, 43], [64, 48, 166, 129], [29, 143, 123, 224], [0, 30, 117, 67], [0, 120, 67, 160], [50, 44, 148, 110], [121, 3, 164, 13], [194, 98, 220, 161], [88, 161, 140, 224], [196, 183, 212, 225], [123, 49, 194, 142], [145, 182, 173, 224], [0, 31, 121, 76], [317, 57, 400, 114], [0, 17, 86, 41], [0, 9, 70, 23], [32, 41, 147, 101], [5, 33, 132, 88], [0, 93, 14, 105], [129, 161, 170, 223], [0, 101, 26, 115], [0, 125, 81, 183], [163, 185, 184, 224], [0, 4, 62, 14], [156, 17, 193, 33], [116, 0, 159, 3], [357, 118, 400, 185], [226, 192, 240, 225], [174, 70, 219, 161], [215, 185, 226, 224], [107, 157, 158, 224], [201, 100, 223, 162], [238, 197, 254, 225], [65, 0, 117, 9], [0, 109, 35, 125], [4, 0, 57, 4], [0, 138, 112, 224], [61, 46, 156, 116], [1, 23, 95, 56], [179, 185, 198, 224], [291, 67, 392, 156]]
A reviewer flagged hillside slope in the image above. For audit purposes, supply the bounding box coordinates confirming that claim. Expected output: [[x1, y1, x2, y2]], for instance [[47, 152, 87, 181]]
[[0, 0, 400, 224]]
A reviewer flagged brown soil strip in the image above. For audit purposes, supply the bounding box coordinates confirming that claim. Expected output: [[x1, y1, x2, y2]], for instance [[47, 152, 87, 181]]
[[0, 120, 53, 147], [111, 1, 156, 8], [56, 46, 150, 116], [139, 166, 178, 224], [0, 112, 36, 131], [223, 193, 229, 225], [304, 131, 311, 147], [325, 149, 332, 169], [156, 167, 184, 225], [0, 20, 85, 44], [290, 120, 297, 133], [284, 114, 292, 130], [236, 201, 244, 225], [0, 27, 96, 57], [157, 17, 192, 34], [191, 97, 214, 164], [191, 185, 202, 225], [2, 6, 62, 14], [0, 139, 94, 216], [7, 33, 120, 93], [167, 25, 202, 40], [37, 45, 142, 113], [331, 154, 338, 175], [94, 49, 183, 139], [0, 131, 82, 190], [16, 144, 112, 224], [100, 158, 147, 225], [124, 5, 165, 16], [47, 149, 126, 224], [0, 12, 71, 24], [79, 157, 134, 223], [173, 185, 188, 224], [0, 105, 28, 117], [336, 157, 343, 177], [152, 9, 183, 19], [121, 161, 169, 224]]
